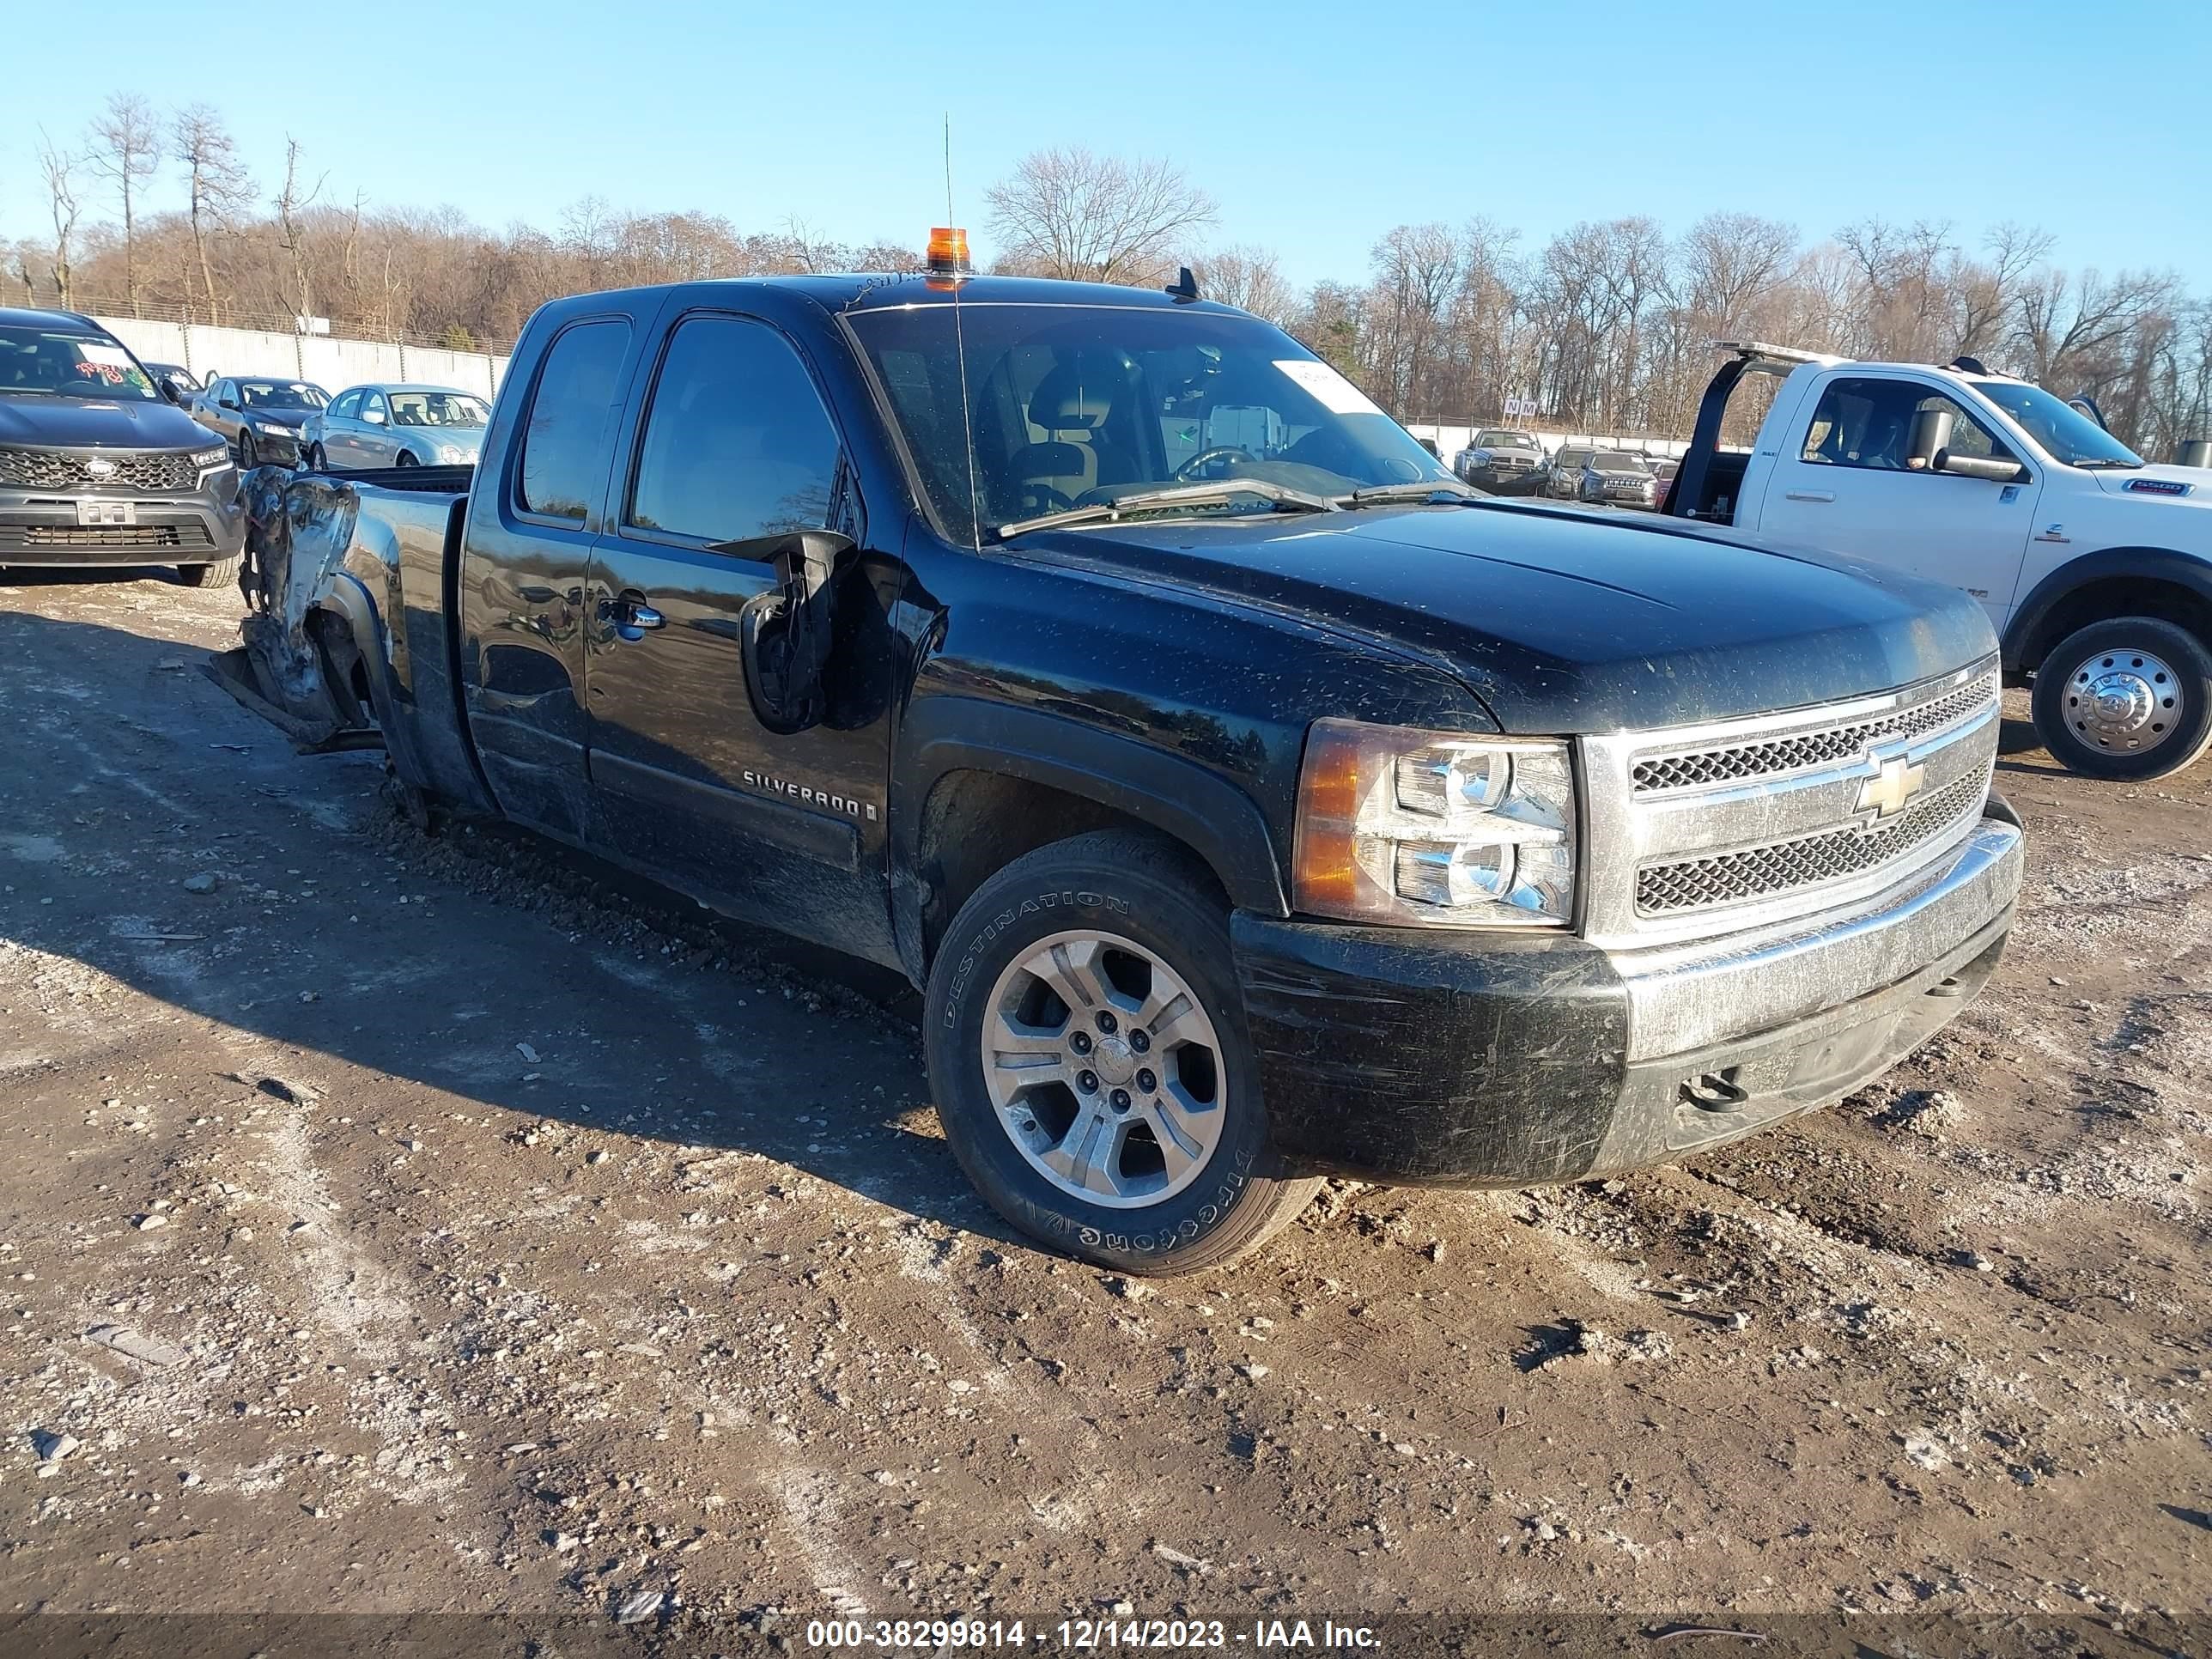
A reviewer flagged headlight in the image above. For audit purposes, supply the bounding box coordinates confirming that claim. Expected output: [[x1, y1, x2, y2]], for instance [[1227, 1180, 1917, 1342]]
[[190, 445, 232, 474], [436, 443, 468, 464], [1292, 719, 1576, 927]]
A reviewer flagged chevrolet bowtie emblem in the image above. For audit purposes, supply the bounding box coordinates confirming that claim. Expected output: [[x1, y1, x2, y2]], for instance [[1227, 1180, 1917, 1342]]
[[1856, 751, 1926, 822]]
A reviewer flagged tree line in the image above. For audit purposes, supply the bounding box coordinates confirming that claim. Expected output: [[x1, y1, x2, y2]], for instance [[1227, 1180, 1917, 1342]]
[[10, 105, 2208, 456]]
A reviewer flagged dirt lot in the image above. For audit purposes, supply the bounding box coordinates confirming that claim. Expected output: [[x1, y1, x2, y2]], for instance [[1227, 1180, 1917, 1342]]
[[0, 568, 2206, 1640]]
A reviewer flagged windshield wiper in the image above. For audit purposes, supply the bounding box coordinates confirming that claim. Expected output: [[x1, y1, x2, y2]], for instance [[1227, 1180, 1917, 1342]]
[[2074, 458, 2144, 470], [994, 480, 1340, 541], [1336, 480, 1486, 507]]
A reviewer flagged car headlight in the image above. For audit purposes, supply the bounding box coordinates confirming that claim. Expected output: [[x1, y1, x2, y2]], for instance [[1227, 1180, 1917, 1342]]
[[1292, 719, 1576, 927], [436, 443, 468, 465], [190, 445, 232, 475]]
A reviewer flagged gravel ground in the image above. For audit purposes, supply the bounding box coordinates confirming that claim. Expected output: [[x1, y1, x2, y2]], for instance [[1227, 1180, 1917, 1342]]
[[0, 568, 2205, 1641]]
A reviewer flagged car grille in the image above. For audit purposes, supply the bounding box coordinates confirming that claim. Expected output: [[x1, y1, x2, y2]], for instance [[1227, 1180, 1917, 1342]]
[[1632, 672, 1999, 793], [0, 447, 204, 491], [1637, 769, 1986, 915], [0, 522, 211, 549], [1580, 657, 2002, 946]]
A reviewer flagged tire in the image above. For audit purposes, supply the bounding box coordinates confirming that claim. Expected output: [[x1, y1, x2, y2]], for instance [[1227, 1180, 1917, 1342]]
[[235, 430, 256, 469], [2031, 617, 2212, 781], [181, 555, 242, 590], [394, 450, 417, 467], [306, 444, 326, 471], [923, 830, 1320, 1275]]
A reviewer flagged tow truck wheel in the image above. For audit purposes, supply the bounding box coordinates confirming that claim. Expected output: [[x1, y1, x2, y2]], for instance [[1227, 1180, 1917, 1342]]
[[2032, 617, 2212, 781], [924, 830, 1320, 1275]]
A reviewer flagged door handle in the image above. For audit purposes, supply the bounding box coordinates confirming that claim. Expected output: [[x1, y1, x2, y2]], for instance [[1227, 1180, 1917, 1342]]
[[600, 592, 666, 641], [1784, 489, 1835, 503]]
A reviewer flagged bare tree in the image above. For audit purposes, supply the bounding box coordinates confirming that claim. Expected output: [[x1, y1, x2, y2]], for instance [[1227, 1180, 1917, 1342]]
[[1193, 246, 1295, 324], [985, 149, 1214, 286], [273, 137, 325, 327], [35, 131, 85, 308], [88, 93, 161, 315], [173, 104, 252, 322]]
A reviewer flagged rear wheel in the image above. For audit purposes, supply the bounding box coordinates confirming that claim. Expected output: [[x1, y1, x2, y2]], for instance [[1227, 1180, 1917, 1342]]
[[2031, 616, 2212, 780], [923, 830, 1320, 1274], [181, 555, 242, 591]]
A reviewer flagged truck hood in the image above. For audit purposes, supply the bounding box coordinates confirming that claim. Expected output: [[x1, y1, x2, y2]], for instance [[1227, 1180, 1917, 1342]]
[[1013, 501, 1996, 732], [2090, 462, 2212, 506], [0, 394, 210, 450]]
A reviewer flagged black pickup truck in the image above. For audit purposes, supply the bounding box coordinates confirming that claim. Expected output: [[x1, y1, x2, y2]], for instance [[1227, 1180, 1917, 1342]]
[[215, 267, 2023, 1273]]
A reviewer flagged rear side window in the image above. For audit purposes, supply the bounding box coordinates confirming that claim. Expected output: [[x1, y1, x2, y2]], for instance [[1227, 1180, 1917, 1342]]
[[518, 319, 632, 523], [627, 315, 841, 545]]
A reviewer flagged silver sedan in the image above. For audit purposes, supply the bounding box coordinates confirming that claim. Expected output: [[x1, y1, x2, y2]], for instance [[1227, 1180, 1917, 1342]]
[[302, 383, 490, 471]]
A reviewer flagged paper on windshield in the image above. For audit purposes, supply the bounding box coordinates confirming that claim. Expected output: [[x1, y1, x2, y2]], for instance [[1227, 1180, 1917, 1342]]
[[1274, 358, 1387, 418], [73, 341, 147, 388]]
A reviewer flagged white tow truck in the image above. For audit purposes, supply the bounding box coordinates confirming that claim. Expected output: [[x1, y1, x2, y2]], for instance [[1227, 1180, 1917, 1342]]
[[1667, 342, 2212, 779]]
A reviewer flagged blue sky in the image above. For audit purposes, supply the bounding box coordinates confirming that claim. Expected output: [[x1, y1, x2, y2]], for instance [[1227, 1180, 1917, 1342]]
[[3, 0, 2208, 289]]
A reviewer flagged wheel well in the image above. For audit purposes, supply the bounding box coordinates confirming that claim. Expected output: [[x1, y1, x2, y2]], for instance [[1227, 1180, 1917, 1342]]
[[2020, 576, 2212, 671], [915, 770, 1227, 969]]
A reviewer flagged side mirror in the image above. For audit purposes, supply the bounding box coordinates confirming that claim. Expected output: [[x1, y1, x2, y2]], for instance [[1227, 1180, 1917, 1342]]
[[158, 380, 181, 405], [1907, 407, 1954, 469], [362, 409, 386, 425], [1935, 450, 2028, 484], [220, 397, 238, 410], [736, 528, 858, 736]]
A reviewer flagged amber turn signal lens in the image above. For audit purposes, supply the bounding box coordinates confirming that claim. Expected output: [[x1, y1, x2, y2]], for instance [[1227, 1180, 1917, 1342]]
[[1292, 723, 1369, 915]]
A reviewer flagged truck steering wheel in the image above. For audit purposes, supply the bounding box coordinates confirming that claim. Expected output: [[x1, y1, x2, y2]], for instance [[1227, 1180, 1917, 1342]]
[[1172, 445, 1257, 481]]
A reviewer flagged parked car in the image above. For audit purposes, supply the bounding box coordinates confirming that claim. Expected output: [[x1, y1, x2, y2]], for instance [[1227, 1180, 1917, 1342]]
[[1538, 446, 1594, 498], [1668, 341, 2212, 778], [305, 383, 492, 471], [142, 362, 203, 403], [1576, 451, 1657, 507], [1650, 458, 1680, 511], [212, 265, 2019, 1274], [0, 307, 242, 586], [1453, 428, 1546, 492], [190, 375, 330, 469]]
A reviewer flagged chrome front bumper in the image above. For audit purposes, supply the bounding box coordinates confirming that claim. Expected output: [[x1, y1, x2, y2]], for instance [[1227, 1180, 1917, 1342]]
[[1614, 817, 2024, 1062]]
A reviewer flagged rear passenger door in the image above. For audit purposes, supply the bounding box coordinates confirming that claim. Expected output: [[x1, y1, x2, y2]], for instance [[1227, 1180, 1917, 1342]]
[[456, 308, 646, 842], [581, 306, 898, 960]]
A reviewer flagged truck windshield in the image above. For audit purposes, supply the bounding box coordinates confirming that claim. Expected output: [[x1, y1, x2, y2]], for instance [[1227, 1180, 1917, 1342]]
[[1971, 380, 2142, 469], [1475, 429, 1534, 447], [0, 325, 157, 401], [848, 302, 1453, 543]]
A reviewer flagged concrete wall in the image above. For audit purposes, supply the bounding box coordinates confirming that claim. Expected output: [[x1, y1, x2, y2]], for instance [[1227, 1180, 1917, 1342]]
[[93, 315, 511, 398]]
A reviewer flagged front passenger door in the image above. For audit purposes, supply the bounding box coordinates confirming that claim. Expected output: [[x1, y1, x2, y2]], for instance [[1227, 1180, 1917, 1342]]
[[583, 309, 898, 960]]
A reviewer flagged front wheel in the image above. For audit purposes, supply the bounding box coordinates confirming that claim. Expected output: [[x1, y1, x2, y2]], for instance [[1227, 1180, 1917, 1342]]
[[306, 443, 327, 471], [923, 830, 1319, 1274], [2031, 616, 2212, 780], [394, 450, 417, 467], [235, 430, 256, 469], [181, 555, 243, 591]]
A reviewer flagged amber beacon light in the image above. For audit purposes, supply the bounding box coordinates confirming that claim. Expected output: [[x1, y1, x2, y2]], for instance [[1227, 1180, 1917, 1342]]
[[926, 227, 973, 276]]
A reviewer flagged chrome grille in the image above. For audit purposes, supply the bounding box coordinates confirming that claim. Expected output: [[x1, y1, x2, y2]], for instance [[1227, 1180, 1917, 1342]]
[[1579, 656, 2002, 949], [1633, 672, 1998, 793], [0, 447, 203, 492], [1637, 769, 1986, 914]]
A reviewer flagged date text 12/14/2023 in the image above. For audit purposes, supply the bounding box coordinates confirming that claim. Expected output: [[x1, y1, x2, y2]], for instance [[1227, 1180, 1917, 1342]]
[[803, 1620, 1382, 1650]]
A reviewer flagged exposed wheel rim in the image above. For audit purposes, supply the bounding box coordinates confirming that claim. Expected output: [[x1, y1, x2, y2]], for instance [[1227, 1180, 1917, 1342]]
[[2063, 647, 2182, 753], [979, 928, 1228, 1210]]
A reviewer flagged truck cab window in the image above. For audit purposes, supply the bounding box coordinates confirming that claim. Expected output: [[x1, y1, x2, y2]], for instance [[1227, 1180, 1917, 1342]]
[[628, 315, 839, 544], [518, 319, 632, 523], [1801, 377, 2009, 471]]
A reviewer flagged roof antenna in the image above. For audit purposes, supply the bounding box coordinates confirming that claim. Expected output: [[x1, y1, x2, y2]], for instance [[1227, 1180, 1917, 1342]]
[[940, 112, 983, 551], [1165, 264, 1200, 301]]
